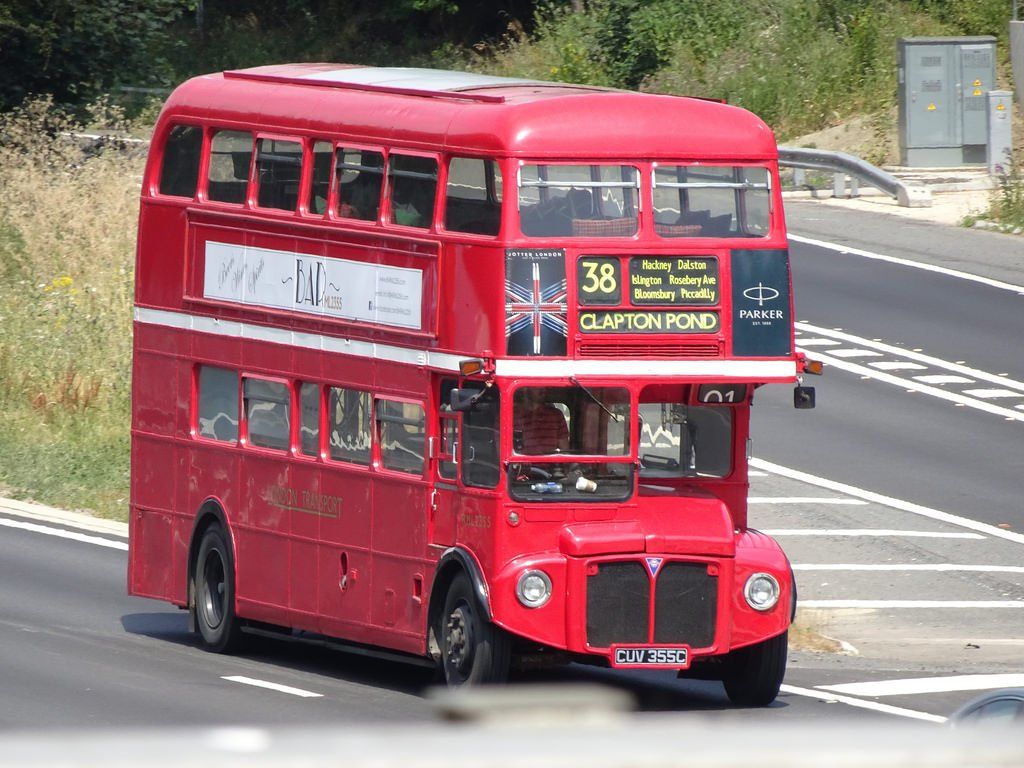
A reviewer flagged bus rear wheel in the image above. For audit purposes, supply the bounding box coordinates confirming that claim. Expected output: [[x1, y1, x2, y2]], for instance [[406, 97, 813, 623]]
[[438, 573, 510, 686], [721, 630, 788, 706], [194, 525, 243, 653]]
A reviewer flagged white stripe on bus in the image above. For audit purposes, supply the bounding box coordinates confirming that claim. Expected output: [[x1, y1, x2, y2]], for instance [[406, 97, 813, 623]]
[[135, 306, 798, 379]]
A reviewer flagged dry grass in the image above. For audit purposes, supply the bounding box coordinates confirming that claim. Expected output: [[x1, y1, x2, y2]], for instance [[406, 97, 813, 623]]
[[0, 97, 144, 519]]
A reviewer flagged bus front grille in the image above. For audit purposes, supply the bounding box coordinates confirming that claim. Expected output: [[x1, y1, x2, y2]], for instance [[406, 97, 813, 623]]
[[654, 562, 717, 647], [577, 342, 721, 359], [586, 561, 649, 648], [585, 560, 718, 649]]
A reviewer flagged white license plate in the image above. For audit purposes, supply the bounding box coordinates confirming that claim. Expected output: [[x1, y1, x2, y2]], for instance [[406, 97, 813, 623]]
[[611, 646, 689, 668]]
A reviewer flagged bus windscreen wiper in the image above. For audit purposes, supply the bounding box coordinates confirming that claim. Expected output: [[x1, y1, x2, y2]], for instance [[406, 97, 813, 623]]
[[570, 376, 622, 422]]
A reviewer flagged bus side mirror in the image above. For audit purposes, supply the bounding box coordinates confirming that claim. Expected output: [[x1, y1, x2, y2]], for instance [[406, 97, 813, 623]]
[[450, 388, 483, 412], [794, 386, 816, 409]]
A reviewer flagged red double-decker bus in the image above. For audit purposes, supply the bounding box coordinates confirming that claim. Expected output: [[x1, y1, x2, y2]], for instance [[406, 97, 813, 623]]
[[128, 64, 814, 705]]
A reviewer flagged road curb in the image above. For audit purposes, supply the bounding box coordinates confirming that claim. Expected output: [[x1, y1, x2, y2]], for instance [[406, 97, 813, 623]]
[[0, 497, 128, 538]]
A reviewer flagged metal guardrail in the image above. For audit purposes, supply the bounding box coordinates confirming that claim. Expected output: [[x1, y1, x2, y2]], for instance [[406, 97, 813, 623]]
[[779, 146, 932, 208]]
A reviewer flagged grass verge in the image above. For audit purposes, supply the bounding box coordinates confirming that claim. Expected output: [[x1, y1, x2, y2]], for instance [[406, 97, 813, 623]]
[[0, 98, 141, 521]]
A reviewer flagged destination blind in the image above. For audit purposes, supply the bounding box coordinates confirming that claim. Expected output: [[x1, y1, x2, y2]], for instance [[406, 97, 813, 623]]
[[576, 255, 719, 334]]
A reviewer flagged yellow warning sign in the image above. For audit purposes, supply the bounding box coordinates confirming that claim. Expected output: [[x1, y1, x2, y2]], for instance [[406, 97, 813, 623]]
[[974, 79, 982, 87], [973, 88, 983, 96], [927, 103, 937, 111]]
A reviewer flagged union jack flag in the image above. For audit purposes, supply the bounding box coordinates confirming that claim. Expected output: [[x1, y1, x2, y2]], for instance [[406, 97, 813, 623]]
[[505, 262, 568, 355]]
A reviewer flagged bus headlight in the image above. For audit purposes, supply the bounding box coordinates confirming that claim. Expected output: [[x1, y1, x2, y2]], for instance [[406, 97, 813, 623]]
[[744, 573, 780, 611], [516, 570, 552, 608]]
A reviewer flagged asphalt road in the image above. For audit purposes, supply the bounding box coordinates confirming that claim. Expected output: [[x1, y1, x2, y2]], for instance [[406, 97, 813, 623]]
[[2, 200, 1023, 737]]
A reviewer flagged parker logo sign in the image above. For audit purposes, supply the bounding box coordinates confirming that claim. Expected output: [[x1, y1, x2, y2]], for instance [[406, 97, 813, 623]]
[[731, 250, 791, 357]]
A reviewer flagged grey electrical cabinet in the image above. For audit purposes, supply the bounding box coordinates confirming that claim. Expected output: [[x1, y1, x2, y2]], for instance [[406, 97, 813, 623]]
[[897, 36, 996, 166]]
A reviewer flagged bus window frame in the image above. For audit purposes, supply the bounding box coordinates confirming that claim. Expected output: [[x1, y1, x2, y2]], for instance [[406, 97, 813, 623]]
[[386, 150, 442, 232], [191, 363, 240, 446], [295, 379, 327, 462], [201, 127, 256, 208], [439, 155, 505, 240], [252, 132, 306, 215], [240, 373, 293, 455], [373, 395, 429, 479], [155, 122, 205, 201], [328, 142, 388, 226]]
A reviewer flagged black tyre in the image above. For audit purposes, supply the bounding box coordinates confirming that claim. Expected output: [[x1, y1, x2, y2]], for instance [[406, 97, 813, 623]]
[[722, 630, 788, 706], [438, 573, 510, 686], [194, 525, 244, 653]]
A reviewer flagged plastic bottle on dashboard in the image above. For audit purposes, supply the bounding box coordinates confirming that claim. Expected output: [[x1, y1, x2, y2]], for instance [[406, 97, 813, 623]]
[[530, 482, 563, 494]]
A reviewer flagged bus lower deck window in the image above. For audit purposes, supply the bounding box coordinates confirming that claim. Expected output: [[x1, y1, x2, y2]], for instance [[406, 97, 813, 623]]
[[197, 366, 239, 443], [243, 378, 291, 451], [376, 400, 426, 475], [299, 382, 320, 456], [329, 388, 372, 465]]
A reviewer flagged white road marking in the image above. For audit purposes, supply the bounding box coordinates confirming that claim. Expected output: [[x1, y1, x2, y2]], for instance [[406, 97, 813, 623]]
[[826, 348, 884, 358], [869, 361, 927, 371], [791, 338, 841, 346], [913, 375, 974, 385], [789, 233, 1024, 296], [819, 674, 1024, 698], [221, 676, 323, 698], [0, 516, 128, 550], [963, 388, 1021, 399], [762, 529, 984, 539], [779, 684, 946, 723], [799, 600, 1024, 608], [748, 470, 769, 477], [797, 322, 1024, 394], [794, 564, 1024, 573], [752, 458, 1024, 545], [748, 497, 868, 505]]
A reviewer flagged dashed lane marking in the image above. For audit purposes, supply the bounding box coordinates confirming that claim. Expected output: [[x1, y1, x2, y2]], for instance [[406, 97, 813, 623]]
[[869, 361, 927, 371], [824, 348, 883, 358], [221, 676, 323, 698], [819, 674, 1024, 697], [913, 375, 975, 385], [963, 388, 1021, 399]]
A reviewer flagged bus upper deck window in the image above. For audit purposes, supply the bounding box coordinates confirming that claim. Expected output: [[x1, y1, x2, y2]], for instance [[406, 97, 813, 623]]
[[653, 165, 770, 238], [444, 157, 502, 236], [335, 148, 383, 221], [158, 124, 202, 198], [389, 154, 438, 229], [256, 138, 303, 211], [307, 141, 333, 215], [519, 164, 639, 238], [207, 130, 253, 204]]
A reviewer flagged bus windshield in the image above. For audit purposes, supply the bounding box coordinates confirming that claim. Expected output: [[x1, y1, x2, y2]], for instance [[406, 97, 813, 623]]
[[509, 385, 632, 502]]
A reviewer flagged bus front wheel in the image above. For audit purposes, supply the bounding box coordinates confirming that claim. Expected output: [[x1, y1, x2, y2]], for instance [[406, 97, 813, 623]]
[[721, 630, 788, 706], [193, 525, 244, 653], [438, 573, 510, 686]]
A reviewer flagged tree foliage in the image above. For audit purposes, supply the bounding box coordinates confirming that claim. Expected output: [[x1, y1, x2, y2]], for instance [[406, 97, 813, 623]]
[[0, 1, 190, 110]]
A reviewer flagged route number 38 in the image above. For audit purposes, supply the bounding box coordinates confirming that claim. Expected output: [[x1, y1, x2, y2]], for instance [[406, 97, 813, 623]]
[[577, 258, 621, 304]]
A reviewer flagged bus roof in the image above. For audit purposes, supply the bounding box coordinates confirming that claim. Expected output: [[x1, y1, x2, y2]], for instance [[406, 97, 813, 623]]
[[160, 64, 778, 160]]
